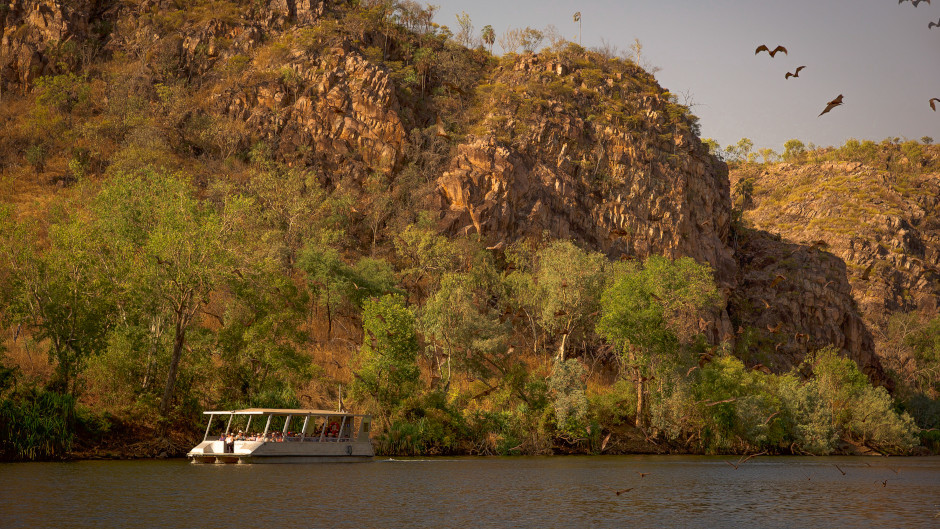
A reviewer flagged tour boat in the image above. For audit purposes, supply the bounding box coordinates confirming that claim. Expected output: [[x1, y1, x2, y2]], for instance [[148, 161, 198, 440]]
[[187, 408, 375, 463]]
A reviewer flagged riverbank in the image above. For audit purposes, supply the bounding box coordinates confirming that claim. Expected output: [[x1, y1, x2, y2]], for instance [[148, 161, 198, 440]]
[[62, 419, 934, 461]]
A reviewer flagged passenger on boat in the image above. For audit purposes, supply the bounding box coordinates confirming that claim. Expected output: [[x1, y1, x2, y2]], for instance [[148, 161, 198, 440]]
[[225, 433, 234, 453]]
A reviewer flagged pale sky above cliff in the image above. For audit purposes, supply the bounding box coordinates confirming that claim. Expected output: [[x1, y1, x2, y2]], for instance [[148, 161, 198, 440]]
[[432, 0, 940, 153]]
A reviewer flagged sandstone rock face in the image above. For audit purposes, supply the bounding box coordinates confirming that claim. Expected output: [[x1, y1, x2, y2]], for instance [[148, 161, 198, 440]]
[[732, 159, 940, 381], [214, 43, 406, 174], [0, 0, 95, 90], [438, 53, 736, 286], [731, 229, 883, 382]]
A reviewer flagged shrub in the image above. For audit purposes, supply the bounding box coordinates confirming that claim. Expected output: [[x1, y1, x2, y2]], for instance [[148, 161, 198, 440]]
[[0, 387, 76, 461]]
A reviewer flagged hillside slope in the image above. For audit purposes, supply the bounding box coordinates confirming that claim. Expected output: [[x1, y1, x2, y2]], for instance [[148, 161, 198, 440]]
[[731, 144, 940, 382], [0, 0, 900, 385]]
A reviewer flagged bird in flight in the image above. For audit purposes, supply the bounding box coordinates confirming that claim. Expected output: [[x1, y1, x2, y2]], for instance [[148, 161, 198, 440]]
[[911, 0, 930, 6], [930, 19, 939, 28], [785, 66, 806, 79], [755, 45, 787, 57], [635, 471, 651, 478], [818, 94, 844, 117], [930, 98, 940, 111], [606, 487, 634, 495]]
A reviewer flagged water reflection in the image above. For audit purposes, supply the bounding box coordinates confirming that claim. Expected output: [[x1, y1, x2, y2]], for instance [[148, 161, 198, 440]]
[[1, 455, 937, 528]]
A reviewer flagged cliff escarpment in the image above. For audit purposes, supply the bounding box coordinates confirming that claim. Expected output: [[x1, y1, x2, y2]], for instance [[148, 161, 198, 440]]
[[0, 0, 899, 383], [731, 147, 940, 381]]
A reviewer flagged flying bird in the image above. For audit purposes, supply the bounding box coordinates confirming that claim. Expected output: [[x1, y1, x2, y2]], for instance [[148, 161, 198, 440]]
[[833, 464, 846, 476], [606, 487, 634, 496], [770, 274, 786, 288], [818, 94, 844, 117], [930, 19, 939, 29], [912, 0, 930, 6], [755, 44, 788, 57], [635, 471, 651, 478], [767, 322, 782, 333], [785, 66, 806, 79], [930, 98, 940, 111]]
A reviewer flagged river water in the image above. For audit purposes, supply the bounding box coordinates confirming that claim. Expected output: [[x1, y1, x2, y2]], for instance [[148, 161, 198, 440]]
[[1, 455, 938, 528]]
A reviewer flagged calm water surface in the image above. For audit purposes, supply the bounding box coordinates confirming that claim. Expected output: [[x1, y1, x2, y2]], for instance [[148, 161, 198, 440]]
[[1, 455, 938, 528]]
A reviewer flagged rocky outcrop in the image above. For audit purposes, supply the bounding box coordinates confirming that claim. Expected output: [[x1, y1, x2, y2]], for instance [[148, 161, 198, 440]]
[[214, 43, 406, 174], [731, 158, 940, 381], [0, 0, 99, 90], [730, 229, 883, 382], [733, 160, 940, 324], [437, 53, 736, 286]]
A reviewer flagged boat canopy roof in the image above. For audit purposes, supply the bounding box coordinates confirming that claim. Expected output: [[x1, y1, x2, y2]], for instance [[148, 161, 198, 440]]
[[204, 408, 370, 417]]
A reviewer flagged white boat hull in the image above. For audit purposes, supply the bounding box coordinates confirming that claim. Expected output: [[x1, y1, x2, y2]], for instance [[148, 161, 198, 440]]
[[187, 440, 375, 464]]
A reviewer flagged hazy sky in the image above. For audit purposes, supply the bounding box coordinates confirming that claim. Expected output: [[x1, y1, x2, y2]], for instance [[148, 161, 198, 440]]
[[431, 0, 939, 152]]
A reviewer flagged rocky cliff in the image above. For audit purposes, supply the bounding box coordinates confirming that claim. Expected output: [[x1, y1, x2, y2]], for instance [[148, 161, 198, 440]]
[[731, 151, 940, 380], [0, 0, 905, 383]]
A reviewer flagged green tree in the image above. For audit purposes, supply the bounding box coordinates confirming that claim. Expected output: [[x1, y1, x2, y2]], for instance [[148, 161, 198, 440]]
[[758, 148, 779, 164], [455, 11, 475, 47], [420, 267, 515, 391], [481, 24, 495, 54], [92, 170, 232, 418], [520, 27, 544, 53], [597, 256, 720, 427], [702, 138, 721, 158], [782, 139, 806, 162], [506, 240, 606, 361], [393, 219, 462, 300], [351, 295, 420, 426], [3, 206, 116, 399]]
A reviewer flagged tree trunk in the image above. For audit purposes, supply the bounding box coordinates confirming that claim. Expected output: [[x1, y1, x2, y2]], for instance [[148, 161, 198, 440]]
[[160, 310, 188, 417], [557, 332, 568, 362], [635, 367, 645, 428]]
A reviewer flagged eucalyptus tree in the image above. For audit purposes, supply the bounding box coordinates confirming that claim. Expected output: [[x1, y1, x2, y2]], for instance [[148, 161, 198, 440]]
[[92, 170, 235, 418], [1, 204, 117, 399], [503, 240, 606, 361], [597, 256, 719, 427], [351, 294, 420, 427]]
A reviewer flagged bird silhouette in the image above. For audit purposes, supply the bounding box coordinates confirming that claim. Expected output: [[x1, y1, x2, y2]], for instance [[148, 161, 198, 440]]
[[912, 0, 930, 6], [755, 44, 788, 57], [635, 471, 651, 478], [930, 98, 940, 110], [930, 19, 939, 29], [818, 94, 844, 117], [606, 486, 634, 495], [785, 66, 806, 79], [770, 274, 786, 288], [761, 298, 771, 309], [767, 322, 782, 333]]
